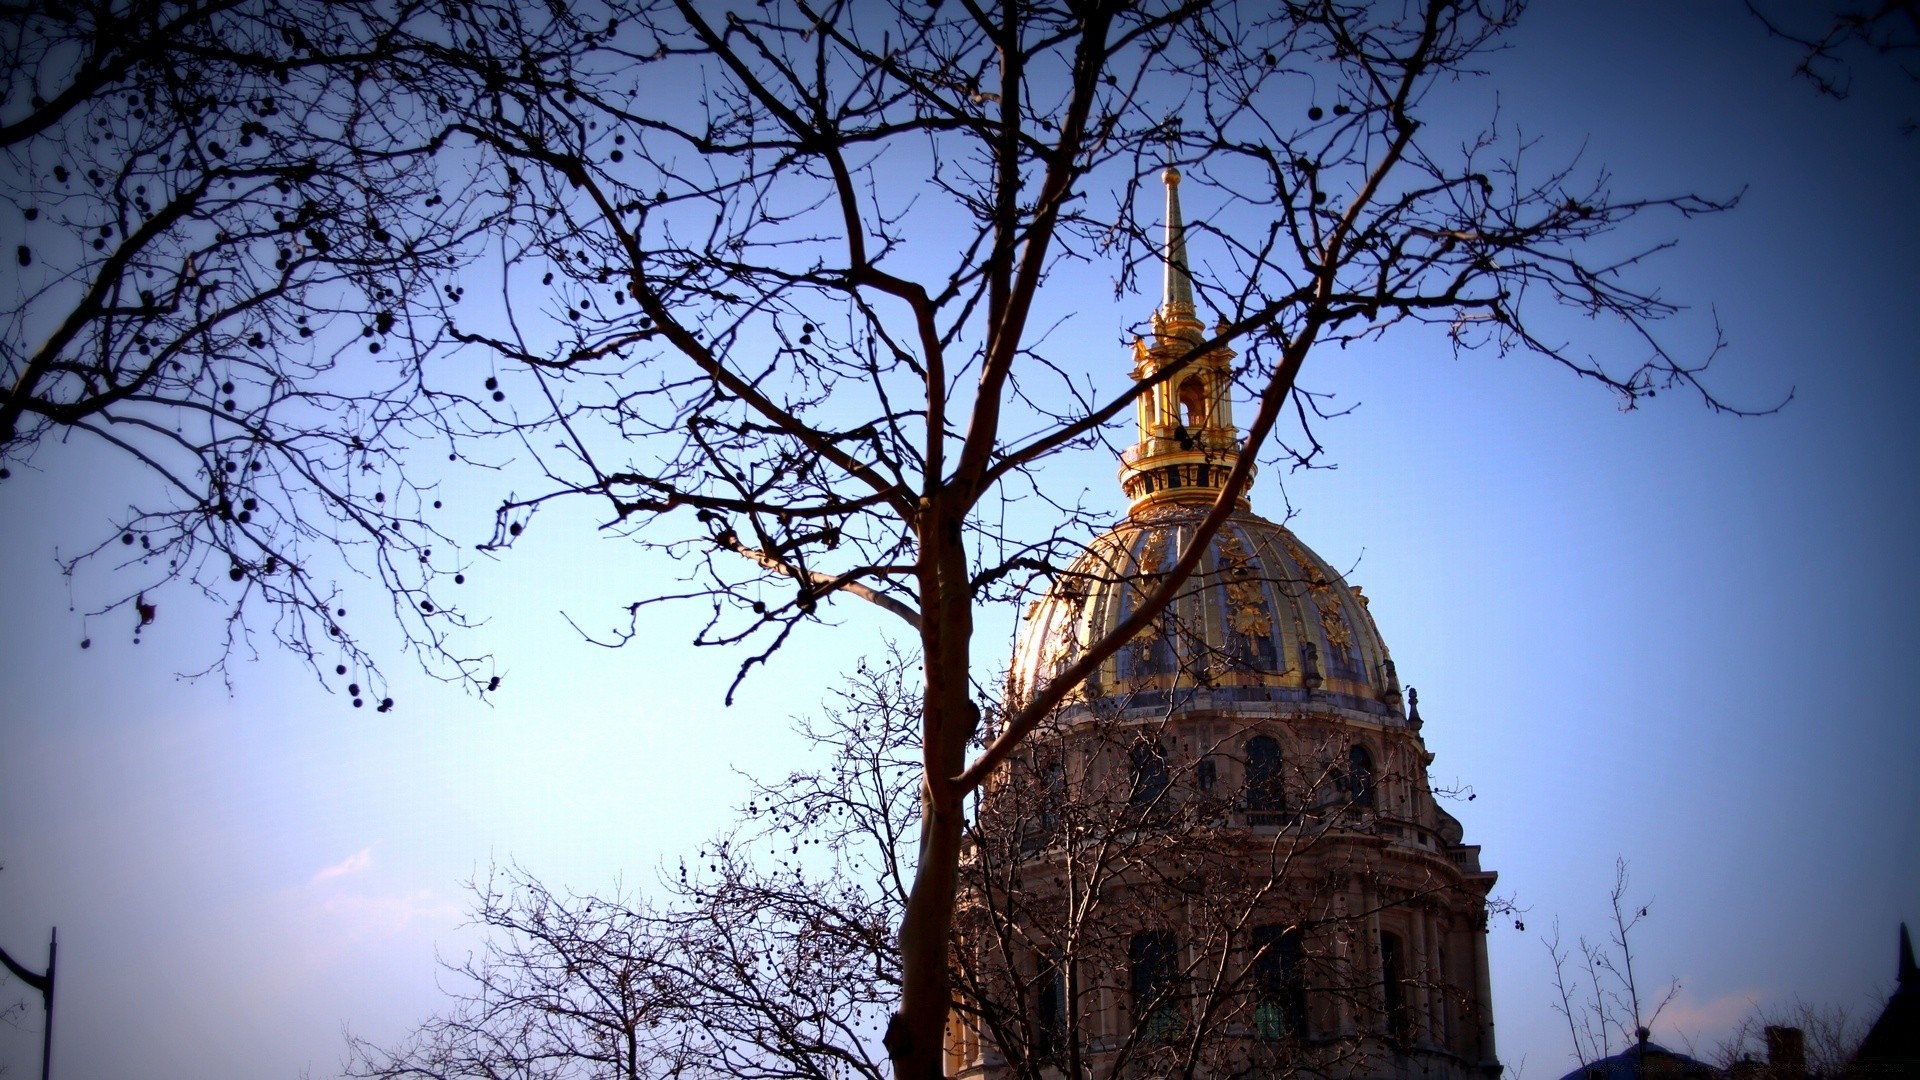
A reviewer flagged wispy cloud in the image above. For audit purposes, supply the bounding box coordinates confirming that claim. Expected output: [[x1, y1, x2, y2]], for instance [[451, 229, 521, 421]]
[[310, 847, 373, 884], [279, 848, 463, 966], [1656, 987, 1768, 1049], [320, 889, 461, 936]]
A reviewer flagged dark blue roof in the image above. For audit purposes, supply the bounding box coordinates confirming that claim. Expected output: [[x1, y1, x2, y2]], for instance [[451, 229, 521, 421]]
[[1555, 1038, 1719, 1080]]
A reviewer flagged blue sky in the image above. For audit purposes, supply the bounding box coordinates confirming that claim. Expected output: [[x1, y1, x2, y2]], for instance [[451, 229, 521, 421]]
[[3, 2, 1917, 1078]]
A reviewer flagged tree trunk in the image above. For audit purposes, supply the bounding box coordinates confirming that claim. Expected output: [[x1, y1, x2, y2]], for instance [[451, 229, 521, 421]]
[[891, 772, 966, 1080], [888, 501, 977, 1080]]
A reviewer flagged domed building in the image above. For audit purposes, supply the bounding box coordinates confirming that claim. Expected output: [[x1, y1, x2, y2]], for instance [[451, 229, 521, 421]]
[[947, 171, 1501, 1080]]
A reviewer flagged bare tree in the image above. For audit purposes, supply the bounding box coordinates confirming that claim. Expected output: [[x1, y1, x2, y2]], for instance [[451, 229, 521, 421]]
[[346, 868, 685, 1080], [347, 653, 916, 1080], [0, 985, 21, 1080], [5, 4, 1763, 1076], [380, 5, 1751, 1073], [1543, 859, 1683, 1074]]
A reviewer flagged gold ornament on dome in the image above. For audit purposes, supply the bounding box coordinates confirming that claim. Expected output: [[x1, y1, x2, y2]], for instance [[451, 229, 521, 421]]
[[1319, 598, 1353, 651], [1041, 595, 1087, 682], [1281, 534, 1353, 652], [1230, 602, 1272, 637], [1217, 530, 1274, 638], [1136, 526, 1171, 586], [1217, 529, 1253, 570], [1043, 621, 1077, 679]]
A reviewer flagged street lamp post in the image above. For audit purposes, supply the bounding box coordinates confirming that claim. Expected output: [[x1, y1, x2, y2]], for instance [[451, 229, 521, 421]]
[[0, 927, 55, 1080]]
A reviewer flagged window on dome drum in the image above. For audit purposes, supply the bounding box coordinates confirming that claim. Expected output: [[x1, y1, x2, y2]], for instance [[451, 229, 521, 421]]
[[1023, 759, 1066, 853], [1195, 757, 1217, 794], [1380, 931, 1410, 1044], [1129, 739, 1170, 814], [1244, 735, 1285, 823], [1252, 925, 1308, 1040], [1129, 931, 1181, 1041], [1034, 958, 1066, 1059], [1346, 745, 1375, 808], [1039, 760, 1065, 835]]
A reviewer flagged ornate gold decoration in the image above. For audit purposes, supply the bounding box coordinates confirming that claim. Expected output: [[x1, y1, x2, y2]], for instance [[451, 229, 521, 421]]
[[1039, 578, 1089, 684], [1131, 502, 1205, 526], [1281, 534, 1353, 652], [1137, 525, 1171, 580], [1229, 602, 1271, 637], [1217, 529, 1273, 638], [1130, 526, 1173, 653], [1043, 617, 1078, 677]]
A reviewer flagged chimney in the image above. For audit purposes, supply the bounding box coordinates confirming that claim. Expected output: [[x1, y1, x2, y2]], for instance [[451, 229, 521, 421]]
[[1764, 1025, 1806, 1080]]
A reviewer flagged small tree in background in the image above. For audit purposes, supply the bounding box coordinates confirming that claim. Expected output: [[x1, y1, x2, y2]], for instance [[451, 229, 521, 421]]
[[347, 654, 922, 1080], [1543, 859, 1682, 1073]]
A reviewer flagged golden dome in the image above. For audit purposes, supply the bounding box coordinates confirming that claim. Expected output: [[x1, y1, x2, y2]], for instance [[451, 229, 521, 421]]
[[1010, 168, 1402, 719], [1010, 502, 1403, 717]]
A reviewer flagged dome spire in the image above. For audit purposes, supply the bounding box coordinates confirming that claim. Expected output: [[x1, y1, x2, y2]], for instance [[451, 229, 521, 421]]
[[1162, 166, 1195, 319], [1117, 169, 1252, 515]]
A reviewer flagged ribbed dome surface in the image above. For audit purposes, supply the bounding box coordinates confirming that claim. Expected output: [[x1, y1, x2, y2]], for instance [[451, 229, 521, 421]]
[[1012, 504, 1402, 717]]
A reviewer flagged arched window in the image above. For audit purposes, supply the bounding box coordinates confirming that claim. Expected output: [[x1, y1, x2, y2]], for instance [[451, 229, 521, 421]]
[[1380, 931, 1409, 1043], [1252, 925, 1307, 1040], [1129, 740, 1169, 811], [1129, 931, 1180, 1040], [1346, 744, 1375, 808], [1244, 735, 1284, 820], [1178, 376, 1208, 430]]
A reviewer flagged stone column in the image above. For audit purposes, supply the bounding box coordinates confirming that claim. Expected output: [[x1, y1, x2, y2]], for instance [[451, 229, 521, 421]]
[[1471, 915, 1498, 1068], [1409, 903, 1432, 1047]]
